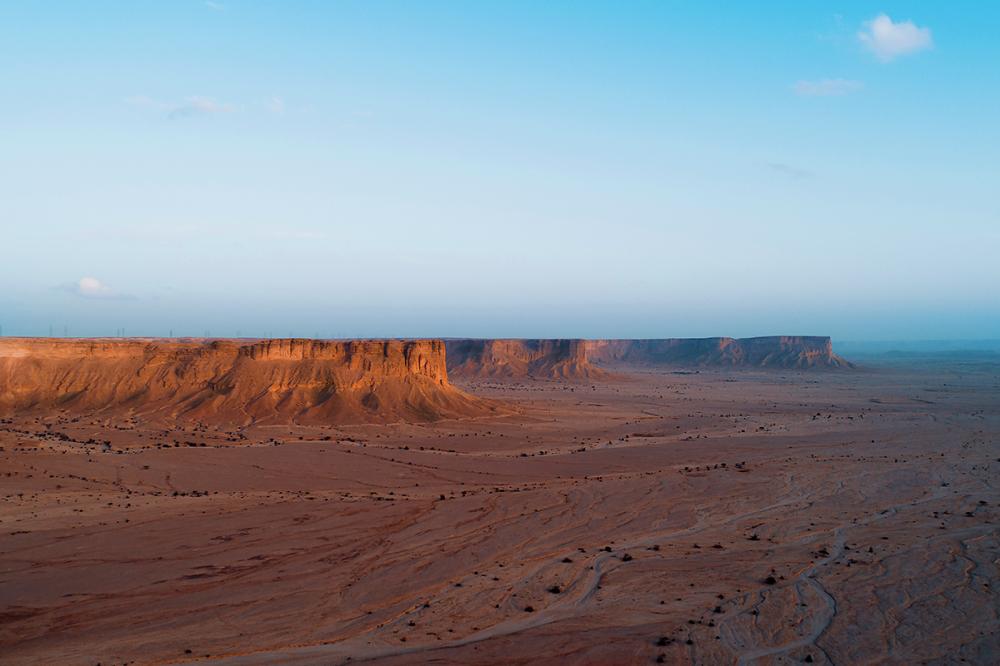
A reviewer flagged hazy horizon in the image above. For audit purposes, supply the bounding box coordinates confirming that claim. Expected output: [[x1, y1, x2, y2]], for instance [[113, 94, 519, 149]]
[[3, 2, 998, 340]]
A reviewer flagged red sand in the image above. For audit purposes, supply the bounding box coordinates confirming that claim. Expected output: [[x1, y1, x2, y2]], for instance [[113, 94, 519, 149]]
[[1, 347, 998, 664]]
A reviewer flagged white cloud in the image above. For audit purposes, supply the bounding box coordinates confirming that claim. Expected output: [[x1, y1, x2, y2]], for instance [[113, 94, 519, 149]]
[[794, 78, 863, 97], [76, 277, 113, 298], [62, 277, 133, 300], [205, 1, 225, 10], [858, 14, 932, 62]]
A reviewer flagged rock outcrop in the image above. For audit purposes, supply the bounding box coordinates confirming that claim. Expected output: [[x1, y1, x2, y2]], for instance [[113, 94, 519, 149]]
[[0, 338, 494, 425]]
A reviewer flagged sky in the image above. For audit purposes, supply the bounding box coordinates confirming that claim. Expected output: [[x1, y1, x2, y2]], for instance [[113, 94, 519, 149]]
[[1, 1, 998, 341]]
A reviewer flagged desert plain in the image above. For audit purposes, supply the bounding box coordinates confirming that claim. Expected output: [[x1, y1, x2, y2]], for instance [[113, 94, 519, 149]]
[[1, 338, 998, 665]]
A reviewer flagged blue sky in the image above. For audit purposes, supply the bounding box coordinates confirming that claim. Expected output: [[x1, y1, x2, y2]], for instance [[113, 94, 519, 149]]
[[1, 2, 998, 340]]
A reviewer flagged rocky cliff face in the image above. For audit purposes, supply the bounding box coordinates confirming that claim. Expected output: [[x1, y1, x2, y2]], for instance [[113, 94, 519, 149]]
[[445, 336, 852, 379], [586, 336, 852, 369], [0, 338, 491, 425], [445, 339, 606, 380]]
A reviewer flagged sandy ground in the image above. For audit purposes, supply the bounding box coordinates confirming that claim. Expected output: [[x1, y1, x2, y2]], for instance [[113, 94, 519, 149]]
[[2, 361, 999, 665]]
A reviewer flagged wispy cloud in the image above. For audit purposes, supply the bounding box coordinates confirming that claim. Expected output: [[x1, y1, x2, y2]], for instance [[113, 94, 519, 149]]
[[205, 1, 225, 11], [767, 163, 813, 179], [261, 228, 327, 241], [124, 95, 167, 112], [60, 277, 135, 300], [86, 223, 328, 243], [168, 96, 235, 119], [794, 78, 863, 97], [125, 95, 236, 119], [858, 14, 932, 62], [265, 96, 286, 115]]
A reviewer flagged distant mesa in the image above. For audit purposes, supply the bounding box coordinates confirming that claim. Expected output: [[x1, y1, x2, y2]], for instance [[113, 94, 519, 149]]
[[0, 338, 495, 425], [445, 339, 607, 380], [446, 336, 852, 380], [586, 336, 853, 370]]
